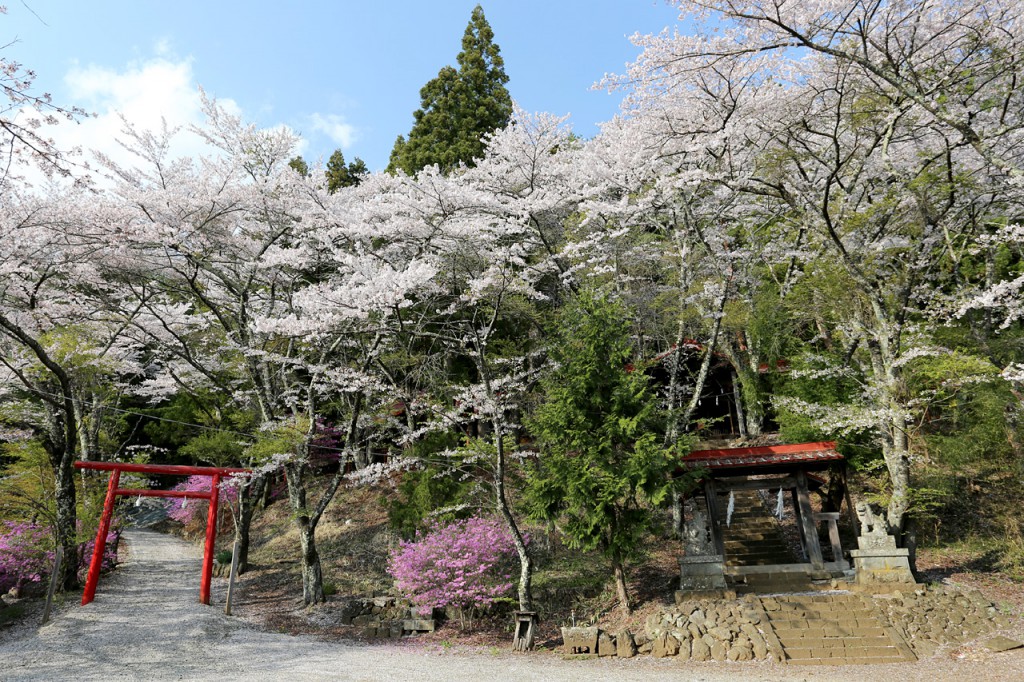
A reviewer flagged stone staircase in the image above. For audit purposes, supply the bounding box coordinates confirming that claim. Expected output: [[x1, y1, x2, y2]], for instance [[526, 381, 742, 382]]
[[716, 490, 812, 593], [719, 490, 796, 566], [762, 594, 915, 665]]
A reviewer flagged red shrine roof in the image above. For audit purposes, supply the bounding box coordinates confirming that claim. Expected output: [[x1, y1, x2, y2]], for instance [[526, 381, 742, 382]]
[[681, 441, 842, 470]]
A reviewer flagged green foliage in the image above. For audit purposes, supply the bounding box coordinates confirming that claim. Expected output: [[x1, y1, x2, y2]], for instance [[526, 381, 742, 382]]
[[288, 155, 309, 177], [179, 430, 247, 468], [0, 440, 55, 524], [387, 5, 512, 175], [387, 465, 472, 540], [325, 149, 367, 192], [245, 417, 309, 465], [525, 292, 691, 570]]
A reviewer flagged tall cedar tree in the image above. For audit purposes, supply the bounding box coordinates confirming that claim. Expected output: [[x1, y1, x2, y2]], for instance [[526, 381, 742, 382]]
[[387, 5, 512, 175], [526, 293, 690, 616], [288, 151, 366, 192]]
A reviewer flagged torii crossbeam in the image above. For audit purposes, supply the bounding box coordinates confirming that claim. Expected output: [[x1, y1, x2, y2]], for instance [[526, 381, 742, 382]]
[[74, 461, 250, 606]]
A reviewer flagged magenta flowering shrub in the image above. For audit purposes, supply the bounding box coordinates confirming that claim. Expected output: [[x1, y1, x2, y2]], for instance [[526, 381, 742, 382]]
[[387, 517, 518, 613], [76, 529, 121, 582], [0, 521, 52, 593], [163, 475, 237, 526]]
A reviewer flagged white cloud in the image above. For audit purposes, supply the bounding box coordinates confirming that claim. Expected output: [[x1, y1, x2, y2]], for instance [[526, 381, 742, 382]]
[[59, 56, 240, 168], [308, 112, 357, 149], [12, 50, 308, 189]]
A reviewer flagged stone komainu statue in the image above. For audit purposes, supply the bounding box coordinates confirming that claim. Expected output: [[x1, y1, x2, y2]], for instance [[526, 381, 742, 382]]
[[855, 501, 889, 537]]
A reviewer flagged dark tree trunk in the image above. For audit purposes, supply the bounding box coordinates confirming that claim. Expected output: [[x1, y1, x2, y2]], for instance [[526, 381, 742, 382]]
[[234, 475, 266, 574], [284, 460, 325, 605]]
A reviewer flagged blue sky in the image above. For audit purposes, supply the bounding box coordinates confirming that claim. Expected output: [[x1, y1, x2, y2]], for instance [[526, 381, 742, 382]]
[[4, 1, 685, 172]]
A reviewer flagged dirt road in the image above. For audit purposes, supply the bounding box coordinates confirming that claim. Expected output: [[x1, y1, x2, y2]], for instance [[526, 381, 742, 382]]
[[1, 529, 1022, 681]]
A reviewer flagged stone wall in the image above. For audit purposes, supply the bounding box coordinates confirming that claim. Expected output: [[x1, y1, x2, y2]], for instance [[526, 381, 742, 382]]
[[639, 595, 782, 662], [873, 584, 1013, 657], [562, 595, 783, 662], [560, 586, 1015, 662], [338, 597, 435, 639]]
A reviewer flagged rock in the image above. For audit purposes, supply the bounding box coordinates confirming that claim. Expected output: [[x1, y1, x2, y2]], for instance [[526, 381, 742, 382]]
[[690, 638, 711, 662], [708, 626, 732, 641], [402, 618, 435, 633], [652, 633, 680, 658], [687, 622, 702, 640], [985, 636, 1024, 653], [749, 633, 767, 660], [710, 640, 727, 662], [728, 644, 753, 662], [598, 632, 616, 657], [616, 630, 637, 658], [561, 626, 599, 655], [677, 636, 692, 660]]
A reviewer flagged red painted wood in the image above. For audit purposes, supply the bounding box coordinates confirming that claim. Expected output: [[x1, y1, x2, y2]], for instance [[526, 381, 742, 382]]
[[82, 469, 120, 605], [114, 488, 214, 499], [200, 474, 220, 605], [685, 441, 837, 459], [75, 461, 249, 607], [74, 461, 248, 476]]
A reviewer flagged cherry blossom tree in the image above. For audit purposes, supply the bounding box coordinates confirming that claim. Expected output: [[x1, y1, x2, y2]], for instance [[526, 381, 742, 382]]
[[0, 183, 144, 588], [609, 0, 1024, 554]]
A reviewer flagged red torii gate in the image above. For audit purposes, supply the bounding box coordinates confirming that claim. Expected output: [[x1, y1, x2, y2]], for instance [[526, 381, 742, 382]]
[[75, 461, 250, 606]]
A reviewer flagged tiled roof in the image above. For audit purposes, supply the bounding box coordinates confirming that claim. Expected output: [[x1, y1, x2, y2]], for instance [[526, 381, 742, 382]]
[[681, 441, 842, 470]]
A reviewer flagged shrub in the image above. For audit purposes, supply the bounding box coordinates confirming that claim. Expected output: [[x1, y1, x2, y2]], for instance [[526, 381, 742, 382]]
[[0, 521, 52, 593], [163, 475, 237, 528], [387, 517, 518, 627]]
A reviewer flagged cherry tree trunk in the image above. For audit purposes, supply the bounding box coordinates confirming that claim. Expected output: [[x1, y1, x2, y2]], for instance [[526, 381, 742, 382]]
[[284, 461, 325, 605], [53, 450, 79, 590], [233, 475, 265, 574]]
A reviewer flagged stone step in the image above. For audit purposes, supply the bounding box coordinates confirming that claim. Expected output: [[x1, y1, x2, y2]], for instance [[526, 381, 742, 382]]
[[761, 595, 915, 664], [724, 552, 802, 561]]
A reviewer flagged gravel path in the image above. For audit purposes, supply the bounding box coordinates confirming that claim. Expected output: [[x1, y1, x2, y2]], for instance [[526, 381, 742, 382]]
[[2, 529, 1024, 681]]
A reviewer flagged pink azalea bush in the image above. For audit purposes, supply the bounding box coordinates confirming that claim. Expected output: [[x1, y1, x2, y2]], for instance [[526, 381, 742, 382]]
[[0, 520, 123, 593], [387, 517, 519, 619], [76, 528, 121, 582], [0, 521, 52, 593], [163, 475, 237, 526]]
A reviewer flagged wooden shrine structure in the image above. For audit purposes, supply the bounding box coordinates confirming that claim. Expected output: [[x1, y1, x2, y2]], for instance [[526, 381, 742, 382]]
[[680, 441, 854, 582]]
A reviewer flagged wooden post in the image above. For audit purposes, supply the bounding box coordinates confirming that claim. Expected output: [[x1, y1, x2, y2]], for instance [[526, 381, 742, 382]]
[[790, 487, 807, 560], [703, 480, 724, 556], [82, 469, 120, 605], [41, 545, 63, 625], [225, 536, 240, 616], [796, 471, 825, 570], [813, 512, 845, 564]]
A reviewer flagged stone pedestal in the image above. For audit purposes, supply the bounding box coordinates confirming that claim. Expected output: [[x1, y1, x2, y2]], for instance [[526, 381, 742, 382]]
[[850, 534, 915, 585], [679, 554, 728, 593]]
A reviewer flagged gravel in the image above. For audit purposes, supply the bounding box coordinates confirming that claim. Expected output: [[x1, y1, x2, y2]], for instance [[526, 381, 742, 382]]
[[2, 529, 1024, 681]]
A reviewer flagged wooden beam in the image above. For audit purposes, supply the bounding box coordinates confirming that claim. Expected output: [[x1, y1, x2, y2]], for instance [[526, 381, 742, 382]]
[[712, 476, 797, 492]]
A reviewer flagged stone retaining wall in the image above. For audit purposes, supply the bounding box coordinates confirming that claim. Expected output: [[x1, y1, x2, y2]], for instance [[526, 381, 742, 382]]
[[338, 597, 435, 639], [639, 595, 782, 662], [561, 585, 1015, 662], [562, 595, 782, 662], [873, 584, 1013, 657]]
